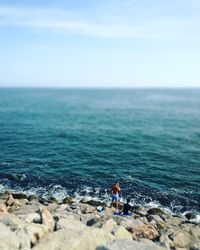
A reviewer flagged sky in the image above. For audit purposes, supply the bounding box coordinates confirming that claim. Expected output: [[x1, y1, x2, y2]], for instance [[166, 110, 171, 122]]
[[0, 0, 200, 88]]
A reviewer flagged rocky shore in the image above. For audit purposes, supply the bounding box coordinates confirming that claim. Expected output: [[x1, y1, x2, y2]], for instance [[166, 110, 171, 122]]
[[0, 191, 199, 250]]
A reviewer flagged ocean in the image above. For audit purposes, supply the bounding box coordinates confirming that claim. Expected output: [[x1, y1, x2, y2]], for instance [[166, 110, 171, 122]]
[[0, 88, 200, 215]]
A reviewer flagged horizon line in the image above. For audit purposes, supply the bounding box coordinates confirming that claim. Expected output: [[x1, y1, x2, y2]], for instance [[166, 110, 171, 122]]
[[0, 86, 200, 89]]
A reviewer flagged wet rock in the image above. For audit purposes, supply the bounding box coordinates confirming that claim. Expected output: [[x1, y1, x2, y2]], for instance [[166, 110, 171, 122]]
[[80, 197, 91, 203], [185, 212, 197, 221], [147, 208, 166, 216], [81, 199, 107, 208], [0, 190, 10, 197], [130, 224, 159, 241], [62, 196, 74, 205], [28, 195, 39, 202], [39, 197, 49, 206], [0, 222, 20, 250], [70, 203, 78, 210], [48, 197, 59, 204], [12, 193, 28, 199], [39, 206, 55, 232], [134, 207, 148, 216], [130, 205, 140, 211]]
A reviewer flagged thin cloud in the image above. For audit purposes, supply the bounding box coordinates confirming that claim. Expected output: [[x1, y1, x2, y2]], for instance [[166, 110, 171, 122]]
[[0, 4, 199, 40]]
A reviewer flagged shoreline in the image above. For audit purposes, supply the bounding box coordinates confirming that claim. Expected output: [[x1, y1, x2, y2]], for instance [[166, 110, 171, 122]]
[[0, 191, 200, 250], [0, 184, 200, 218]]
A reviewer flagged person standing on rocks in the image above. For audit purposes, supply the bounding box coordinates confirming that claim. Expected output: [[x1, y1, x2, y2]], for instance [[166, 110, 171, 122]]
[[111, 182, 121, 209]]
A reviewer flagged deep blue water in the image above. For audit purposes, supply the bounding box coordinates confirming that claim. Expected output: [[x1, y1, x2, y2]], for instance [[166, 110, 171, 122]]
[[0, 88, 200, 214]]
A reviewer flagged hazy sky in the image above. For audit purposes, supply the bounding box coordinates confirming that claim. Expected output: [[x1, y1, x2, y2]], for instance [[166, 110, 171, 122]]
[[0, 0, 200, 87]]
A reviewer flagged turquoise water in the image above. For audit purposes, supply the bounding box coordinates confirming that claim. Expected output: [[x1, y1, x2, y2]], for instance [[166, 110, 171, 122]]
[[0, 88, 200, 213]]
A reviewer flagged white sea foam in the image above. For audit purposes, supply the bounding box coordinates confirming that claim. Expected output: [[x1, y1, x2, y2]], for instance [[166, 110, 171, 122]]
[[0, 183, 199, 219], [0, 184, 6, 192]]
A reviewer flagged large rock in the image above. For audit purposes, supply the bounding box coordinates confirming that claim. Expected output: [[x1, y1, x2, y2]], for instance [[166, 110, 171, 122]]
[[190, 225, 200, 239], [0, 222, 20, 250], [130, 224, 159, 241], [62, 196, 74, 205], [179, 223, 199, 235], [81, 214, 100, 227], [188, 240, 200, 250], [6, 194, 15, 206], [21, 212, 41, 224], [147, 214, 165, 224], [80, 198, 107, 208], [34, 227, 114, 250], [16, 223, 50, 248], [147, 208, 166, 216], [147, 214, 167, 230], [0, 203, 7, 214], [114, 216, 144, 230], [133, 207, 148, 217], [5, 194, 21, 213], [12, 193, 28, 200], [102, 218, 117, 233], [47, 203, 59, 213], [113, 226, 132, 240], [13, 201, 40, 217], [38, 197, 49, 206], [169, 230, 193, 248], [33, 229, 80, 250], [79, 203, 96, 214], [159, 233, 174, 249], [39, 206, 55, 232], [0, 213, 21, 230], [15, 227, 30, 249], [77, 227, 114, 250], [185, 212, 197, 221], [28, 195, 39, 202], [164, 216, 182, 231], [48, 197, 59, 204], [0, 190, 10, 200], [56, 215, 85, 231], [101, 239, 166, 250], [53, 204, 68, 218]]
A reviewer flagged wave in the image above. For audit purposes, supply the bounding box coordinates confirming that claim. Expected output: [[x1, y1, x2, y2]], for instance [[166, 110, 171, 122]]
[[0, 180, 199, 220]]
